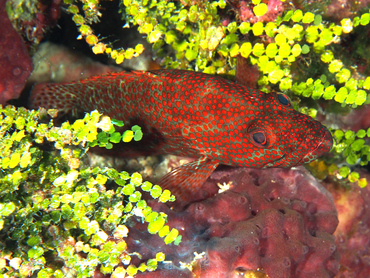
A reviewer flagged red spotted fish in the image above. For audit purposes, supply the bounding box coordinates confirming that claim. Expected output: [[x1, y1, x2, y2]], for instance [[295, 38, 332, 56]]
[[30, 70, 333, 206]]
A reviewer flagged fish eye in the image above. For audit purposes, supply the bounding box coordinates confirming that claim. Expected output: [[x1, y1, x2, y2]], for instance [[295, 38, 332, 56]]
[[277, 93, 291, 106], [250, 130, 268, 148]]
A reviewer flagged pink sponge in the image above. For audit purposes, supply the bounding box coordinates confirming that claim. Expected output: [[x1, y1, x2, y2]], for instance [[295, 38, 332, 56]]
[[126, 166, 340, 277], [0, 0, 32, 105], [328, 169, 370, 277]]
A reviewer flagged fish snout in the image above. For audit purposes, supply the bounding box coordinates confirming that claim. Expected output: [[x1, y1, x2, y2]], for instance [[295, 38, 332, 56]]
[[300, 122, 333, 164]]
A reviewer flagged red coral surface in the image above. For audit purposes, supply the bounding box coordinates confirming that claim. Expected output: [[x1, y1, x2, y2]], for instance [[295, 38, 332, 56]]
[[24, 0, 61, 45], [0, 0, 32, 105], [125, 167, 340, 278], [238, 0, 285, 23]]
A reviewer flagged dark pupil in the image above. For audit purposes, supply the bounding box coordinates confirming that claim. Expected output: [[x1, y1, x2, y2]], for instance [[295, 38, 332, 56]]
[[278, 94, 290, 105], [253, 132, 266, 144]]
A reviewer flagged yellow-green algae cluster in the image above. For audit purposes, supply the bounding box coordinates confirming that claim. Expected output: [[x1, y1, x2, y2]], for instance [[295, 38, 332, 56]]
[[61, 0, 370, 185], [0, 106, 181, 277]]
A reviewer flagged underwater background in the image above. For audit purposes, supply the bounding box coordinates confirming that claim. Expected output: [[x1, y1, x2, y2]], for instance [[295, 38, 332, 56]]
[[1, 0, 370, 277]]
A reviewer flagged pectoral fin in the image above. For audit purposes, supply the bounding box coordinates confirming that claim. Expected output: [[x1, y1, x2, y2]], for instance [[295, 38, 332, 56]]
[[158, 157, 219, 210]]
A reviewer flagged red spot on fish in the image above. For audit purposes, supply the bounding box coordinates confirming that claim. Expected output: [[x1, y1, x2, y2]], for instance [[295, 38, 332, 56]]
[[29, 69, 333, 209]]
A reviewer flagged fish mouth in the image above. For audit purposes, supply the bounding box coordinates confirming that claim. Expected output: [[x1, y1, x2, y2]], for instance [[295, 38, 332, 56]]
[[261, 123, 333, 168], [298, 124, 333, 165]]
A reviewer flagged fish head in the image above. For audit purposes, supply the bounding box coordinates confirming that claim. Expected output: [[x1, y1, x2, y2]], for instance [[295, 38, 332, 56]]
[[177, 75, 332, 169], [238, 91, 333, 168], [211, 87, 333, 168]]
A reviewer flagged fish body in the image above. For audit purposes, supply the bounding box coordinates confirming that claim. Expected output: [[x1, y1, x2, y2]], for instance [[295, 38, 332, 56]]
[[30, 70, 333, 206]]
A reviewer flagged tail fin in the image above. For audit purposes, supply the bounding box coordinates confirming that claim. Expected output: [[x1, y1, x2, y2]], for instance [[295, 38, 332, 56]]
[[29, 83, 79, 115]]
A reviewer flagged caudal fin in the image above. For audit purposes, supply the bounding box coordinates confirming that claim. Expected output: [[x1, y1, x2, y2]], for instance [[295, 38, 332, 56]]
[[29, 83, 80, 115]]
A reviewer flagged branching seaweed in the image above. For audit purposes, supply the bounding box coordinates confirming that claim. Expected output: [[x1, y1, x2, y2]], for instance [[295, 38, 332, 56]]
[[0, 106, 180, 277], [4, 1, 370, 275]]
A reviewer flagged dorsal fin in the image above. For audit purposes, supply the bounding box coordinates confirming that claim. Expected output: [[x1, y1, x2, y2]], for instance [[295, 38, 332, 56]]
[[29, 70, 164, 115], [131, 70, 164, 81], [29, 82, 79, 115]]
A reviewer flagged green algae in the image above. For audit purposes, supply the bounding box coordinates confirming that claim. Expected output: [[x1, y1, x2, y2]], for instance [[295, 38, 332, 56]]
[[4, 1, 370, 275], [0, 106, 179, 277]]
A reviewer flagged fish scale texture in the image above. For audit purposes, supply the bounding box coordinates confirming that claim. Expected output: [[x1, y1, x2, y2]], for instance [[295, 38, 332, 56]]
[[123, 167, 340, 278], [0, 0, 32, 105], [30, 69, 333, 206], [30, 69, 332, 168]]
